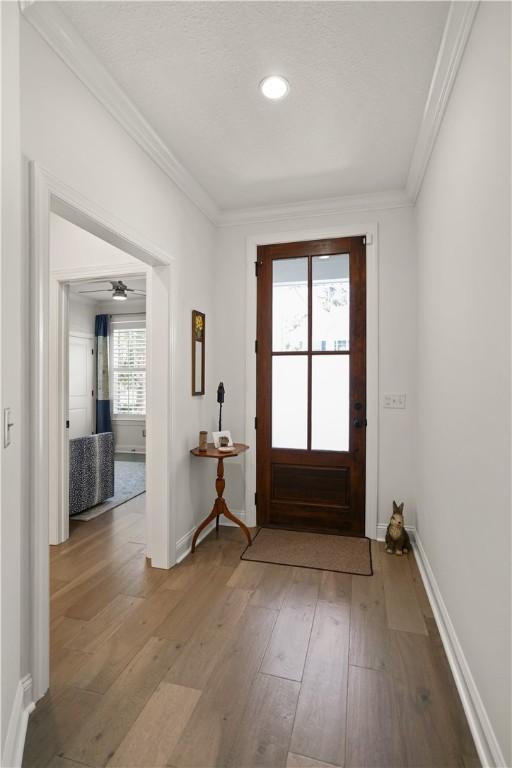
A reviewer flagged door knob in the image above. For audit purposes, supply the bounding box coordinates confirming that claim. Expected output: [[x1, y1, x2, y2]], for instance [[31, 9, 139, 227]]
[[353, 419, 362, 428]]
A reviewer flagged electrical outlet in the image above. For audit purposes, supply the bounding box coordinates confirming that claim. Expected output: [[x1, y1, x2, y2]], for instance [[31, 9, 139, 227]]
[[383, 394, 406, 409]]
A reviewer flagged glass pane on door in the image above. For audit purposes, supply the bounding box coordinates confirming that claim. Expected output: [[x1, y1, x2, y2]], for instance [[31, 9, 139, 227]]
[[273, 257, 308, 351], [272, 355, 308, 449], [312, 253, 350, 351], [311, 355, 350, 451]]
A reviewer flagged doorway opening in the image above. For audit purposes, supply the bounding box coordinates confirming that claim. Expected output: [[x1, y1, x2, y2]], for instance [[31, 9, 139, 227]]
[[256, 236, 367, 536], [67, 274, 147, 527], [30, 164, 176, 704]]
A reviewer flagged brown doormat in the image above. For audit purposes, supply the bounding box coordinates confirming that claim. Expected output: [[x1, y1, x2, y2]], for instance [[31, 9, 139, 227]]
[[241, 528, 373, 576]]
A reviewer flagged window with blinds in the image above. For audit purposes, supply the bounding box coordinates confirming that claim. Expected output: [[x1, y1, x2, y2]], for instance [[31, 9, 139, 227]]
[[112, 323, 146, 416]]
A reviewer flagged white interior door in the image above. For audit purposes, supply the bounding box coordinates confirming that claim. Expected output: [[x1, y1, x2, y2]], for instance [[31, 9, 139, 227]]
[[69, 335, 94, 438]]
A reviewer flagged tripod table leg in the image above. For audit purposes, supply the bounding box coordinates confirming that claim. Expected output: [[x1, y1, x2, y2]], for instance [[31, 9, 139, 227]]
[[191, 504, 219, 553], [222, 501, 252, 547]]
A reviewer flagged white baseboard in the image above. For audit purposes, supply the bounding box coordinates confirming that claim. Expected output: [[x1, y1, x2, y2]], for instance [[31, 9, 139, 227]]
[[376, 523, 417, 542], [2, 675, 34, 768], [175, 511, 248, 564], [413, 532, 507, 767], [176, 520, 217, 563], [220, 510, 247, 528]]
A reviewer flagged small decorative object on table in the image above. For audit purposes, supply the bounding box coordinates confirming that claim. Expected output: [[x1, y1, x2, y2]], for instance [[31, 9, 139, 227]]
[[212, 430, 234, 452], [385, 501, 410, 555], [199, 431, 208, 451]]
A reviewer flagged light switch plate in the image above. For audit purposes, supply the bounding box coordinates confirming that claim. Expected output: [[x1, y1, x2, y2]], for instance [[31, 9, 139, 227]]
[[383, 394, 406, 409]]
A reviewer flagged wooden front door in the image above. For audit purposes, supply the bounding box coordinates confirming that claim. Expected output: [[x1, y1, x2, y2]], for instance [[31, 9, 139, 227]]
[[256, 236, 366, 536]]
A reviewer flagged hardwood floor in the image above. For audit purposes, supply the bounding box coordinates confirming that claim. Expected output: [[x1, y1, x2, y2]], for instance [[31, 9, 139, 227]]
[[23, 497, 480, 768]]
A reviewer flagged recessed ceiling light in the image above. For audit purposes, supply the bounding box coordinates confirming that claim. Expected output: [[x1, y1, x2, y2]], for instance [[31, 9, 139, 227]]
[[259, 75, 289, 101]]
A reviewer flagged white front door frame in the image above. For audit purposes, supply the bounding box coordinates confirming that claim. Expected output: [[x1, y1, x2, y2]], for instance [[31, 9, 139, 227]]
[[244, 223, 379, 540], [30, 163, 178, 703]]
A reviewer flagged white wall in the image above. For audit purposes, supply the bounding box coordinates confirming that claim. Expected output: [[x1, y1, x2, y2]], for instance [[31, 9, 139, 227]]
[[415, 3, 511, 764], [68, 294, 96, 336], [1, 3, 25, 761], [15, 5, 217, 714], [50, 212, 140, 272], [20, 13, 218, 537], [214, 205, 417, 530], [112, 419, 145, 455]]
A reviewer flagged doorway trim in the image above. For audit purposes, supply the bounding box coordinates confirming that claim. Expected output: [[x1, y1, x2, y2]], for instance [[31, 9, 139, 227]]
[[30, 163, 177, 702], [244, 223, 379, 539]]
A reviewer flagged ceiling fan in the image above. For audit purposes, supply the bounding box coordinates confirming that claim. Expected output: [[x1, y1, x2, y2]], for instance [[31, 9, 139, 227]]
[[77, 279, 146, 302]]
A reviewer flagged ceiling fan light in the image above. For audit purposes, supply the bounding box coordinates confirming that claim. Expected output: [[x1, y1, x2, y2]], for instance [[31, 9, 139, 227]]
[[112, 287, 127, 301]]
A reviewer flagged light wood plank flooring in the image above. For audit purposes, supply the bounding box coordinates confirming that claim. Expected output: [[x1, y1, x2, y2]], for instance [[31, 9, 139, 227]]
[[23, 496, 480, 768]]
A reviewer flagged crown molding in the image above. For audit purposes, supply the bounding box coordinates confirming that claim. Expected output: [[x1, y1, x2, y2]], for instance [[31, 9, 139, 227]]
[[406, 1, 479, 202], [20, 0, 219, 223], [215, 189, 412, 228]]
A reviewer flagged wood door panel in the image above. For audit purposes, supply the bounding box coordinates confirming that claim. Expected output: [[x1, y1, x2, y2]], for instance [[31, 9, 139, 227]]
[[256, 236, 366, 536], [270, 449, 352, 467], [272, 464, 350, 507], [267, 504, 353, 535]]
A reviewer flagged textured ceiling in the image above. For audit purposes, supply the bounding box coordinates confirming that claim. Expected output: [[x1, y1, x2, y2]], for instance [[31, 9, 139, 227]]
[[58, 1, 449, 210]]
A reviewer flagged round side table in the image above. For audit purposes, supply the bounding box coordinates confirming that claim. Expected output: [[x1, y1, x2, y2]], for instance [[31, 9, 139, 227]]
[[190, 442, 252, 553]]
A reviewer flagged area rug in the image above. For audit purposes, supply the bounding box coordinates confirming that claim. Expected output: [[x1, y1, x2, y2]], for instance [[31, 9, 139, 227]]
[[241, 527, 372, 576], [72, 460, 146, 521]]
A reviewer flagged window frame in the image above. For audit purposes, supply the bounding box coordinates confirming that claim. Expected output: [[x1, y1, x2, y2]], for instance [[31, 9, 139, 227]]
[[109, 315, 147, 421]]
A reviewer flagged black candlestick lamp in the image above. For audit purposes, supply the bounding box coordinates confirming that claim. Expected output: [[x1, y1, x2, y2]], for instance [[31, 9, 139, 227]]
[[217, 381, 225, 431]]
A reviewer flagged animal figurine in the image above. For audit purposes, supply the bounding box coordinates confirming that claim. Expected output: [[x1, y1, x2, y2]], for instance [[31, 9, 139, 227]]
[[385, 501, 410, 556]]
